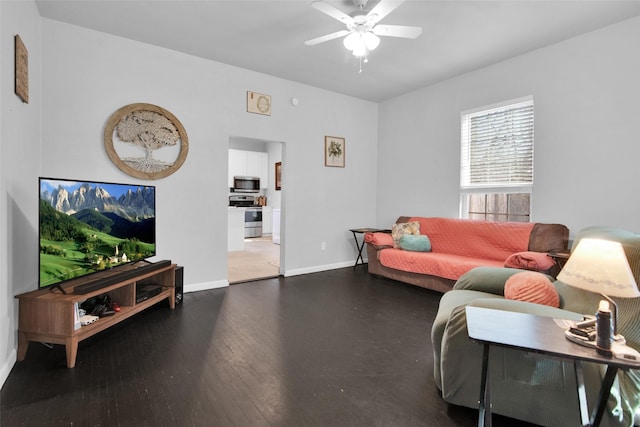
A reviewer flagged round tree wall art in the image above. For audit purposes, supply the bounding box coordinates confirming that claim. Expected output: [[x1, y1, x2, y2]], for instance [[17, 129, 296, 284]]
[[104, 103, 189, 180]]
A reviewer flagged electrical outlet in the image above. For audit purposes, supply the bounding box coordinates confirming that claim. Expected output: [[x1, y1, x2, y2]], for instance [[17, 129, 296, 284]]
[[321, 242, 326, 250]]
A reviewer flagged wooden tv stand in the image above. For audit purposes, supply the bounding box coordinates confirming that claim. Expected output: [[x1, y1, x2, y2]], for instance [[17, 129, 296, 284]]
[[15, 262, 176, 368]]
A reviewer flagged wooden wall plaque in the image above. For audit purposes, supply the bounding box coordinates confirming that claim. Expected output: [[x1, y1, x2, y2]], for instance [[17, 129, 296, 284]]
[[247, 91, 271, 116], [15, 35, 29, 103]]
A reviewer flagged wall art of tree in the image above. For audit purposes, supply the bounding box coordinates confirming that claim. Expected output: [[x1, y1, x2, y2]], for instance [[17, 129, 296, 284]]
[[115, 110, 180, 173]]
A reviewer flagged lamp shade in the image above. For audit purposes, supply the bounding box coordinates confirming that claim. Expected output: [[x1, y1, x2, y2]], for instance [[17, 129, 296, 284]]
[[557, 238, 640, 298]]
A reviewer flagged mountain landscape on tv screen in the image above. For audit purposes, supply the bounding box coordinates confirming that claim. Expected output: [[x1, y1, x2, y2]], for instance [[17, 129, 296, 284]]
[[39, 181, 156, 288]]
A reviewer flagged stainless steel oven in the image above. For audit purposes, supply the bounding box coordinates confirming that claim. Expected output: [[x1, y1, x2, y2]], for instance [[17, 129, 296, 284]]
[[229, 195, 263, 238], [244, 207, 263, 238]]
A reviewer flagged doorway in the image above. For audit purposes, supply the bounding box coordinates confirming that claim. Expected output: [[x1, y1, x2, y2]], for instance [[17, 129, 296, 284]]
[[228, 236, 279, 283], [227, 136, 283, 284]]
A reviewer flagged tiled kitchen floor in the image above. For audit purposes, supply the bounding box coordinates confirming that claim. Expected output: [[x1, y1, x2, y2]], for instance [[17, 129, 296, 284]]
[[228, 235, 280, 283]]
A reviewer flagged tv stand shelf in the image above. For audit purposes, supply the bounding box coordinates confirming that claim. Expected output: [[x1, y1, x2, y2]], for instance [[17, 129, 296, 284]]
[[15, 262, 176, 368]]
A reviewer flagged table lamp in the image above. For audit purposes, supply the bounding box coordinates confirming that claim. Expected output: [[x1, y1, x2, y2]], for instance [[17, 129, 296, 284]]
[[557, 238, 640, 339]]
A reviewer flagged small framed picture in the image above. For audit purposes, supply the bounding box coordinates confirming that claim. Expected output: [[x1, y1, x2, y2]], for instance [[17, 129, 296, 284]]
[[324, 136, 345, 168], [15, 34, 29, 103], [275, 162, 282, 190], [247, 91, 271, 116]]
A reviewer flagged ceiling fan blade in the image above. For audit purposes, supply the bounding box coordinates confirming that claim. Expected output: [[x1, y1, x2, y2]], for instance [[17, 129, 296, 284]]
[[305, 30, 351, 46], [367, 0, 405, 25], [311, 1, 354, 25], [373, 24, 422, 39]]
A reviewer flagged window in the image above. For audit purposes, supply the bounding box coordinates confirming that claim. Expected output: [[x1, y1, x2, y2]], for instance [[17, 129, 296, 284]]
[[460, 96, 533, 222]]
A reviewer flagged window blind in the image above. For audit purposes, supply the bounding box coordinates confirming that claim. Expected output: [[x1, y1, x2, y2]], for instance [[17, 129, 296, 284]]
[[461, 99, 534, 188]]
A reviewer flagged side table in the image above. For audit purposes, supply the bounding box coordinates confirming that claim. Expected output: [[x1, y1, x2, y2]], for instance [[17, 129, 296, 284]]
[[349, 228, 391, 269], [548, 250, 571, 271], [466, 306, 640, 427]]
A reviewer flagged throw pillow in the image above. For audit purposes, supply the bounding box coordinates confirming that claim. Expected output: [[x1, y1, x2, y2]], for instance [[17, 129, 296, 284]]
[[504, 251, 555, 272], [399, 234, 432, 252], [504, 271, 560, 308], [391, 221, 420, 248]]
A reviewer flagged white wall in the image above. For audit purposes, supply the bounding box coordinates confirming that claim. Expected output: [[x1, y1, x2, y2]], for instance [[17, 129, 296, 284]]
[[377, 16, 640, 236], [40, 19, 378, 289], [0, 0, 42, 385]]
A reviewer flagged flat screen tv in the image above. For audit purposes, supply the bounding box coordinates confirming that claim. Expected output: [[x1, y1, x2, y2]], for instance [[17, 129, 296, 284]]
[[39, 177, 156, 291]]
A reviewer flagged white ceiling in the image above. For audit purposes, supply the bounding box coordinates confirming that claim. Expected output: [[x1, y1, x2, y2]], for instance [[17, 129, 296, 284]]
[[35, 0, 640, 102]]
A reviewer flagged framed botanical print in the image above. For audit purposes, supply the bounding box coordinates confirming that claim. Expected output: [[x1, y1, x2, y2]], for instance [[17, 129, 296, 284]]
[[324, 136, 345, 167]]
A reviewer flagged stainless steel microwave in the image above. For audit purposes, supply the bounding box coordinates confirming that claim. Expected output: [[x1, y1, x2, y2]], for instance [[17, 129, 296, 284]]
[[233, 176, 260, 193]]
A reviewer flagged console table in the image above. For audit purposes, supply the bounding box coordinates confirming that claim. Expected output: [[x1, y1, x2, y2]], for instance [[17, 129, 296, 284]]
[[15, 262, 176, 368], [466, 306, 640, 427]]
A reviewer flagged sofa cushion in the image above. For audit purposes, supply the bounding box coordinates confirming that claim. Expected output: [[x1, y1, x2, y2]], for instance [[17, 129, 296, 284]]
[[504, 271, 560, 307], [409, 217, 534, 262], [504, 251, 555, 272], [399, 234, 431, 252], [392, 221, 420, 248], [378, 249, 504, 281]]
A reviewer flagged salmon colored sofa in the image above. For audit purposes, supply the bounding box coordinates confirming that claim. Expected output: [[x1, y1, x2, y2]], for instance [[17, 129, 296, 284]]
[[365, 216, 569, 293]]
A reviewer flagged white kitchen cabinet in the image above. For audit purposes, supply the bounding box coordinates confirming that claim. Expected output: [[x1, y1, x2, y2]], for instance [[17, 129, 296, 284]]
[[228, 207, 245, 251], [258, 152, 268, 188], [228, 149, 246, 187], [262, 206, 272, 234], [228, 149, 268, 188], [245, 151, 260, 178]]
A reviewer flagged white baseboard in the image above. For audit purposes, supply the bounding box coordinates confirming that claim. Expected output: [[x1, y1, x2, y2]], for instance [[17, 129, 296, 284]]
[[0, 348, 17, 388], [284, 260, 355, 277], [184, 280, 228, 293]]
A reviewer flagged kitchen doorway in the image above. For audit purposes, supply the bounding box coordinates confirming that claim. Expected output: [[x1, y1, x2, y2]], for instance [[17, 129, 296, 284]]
[[227, 136, 283, 284], [228, 236, 279, 283]]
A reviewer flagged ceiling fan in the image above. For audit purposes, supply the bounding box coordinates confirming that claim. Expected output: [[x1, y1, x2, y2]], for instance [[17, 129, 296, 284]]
[[305, 0, 422, 67]]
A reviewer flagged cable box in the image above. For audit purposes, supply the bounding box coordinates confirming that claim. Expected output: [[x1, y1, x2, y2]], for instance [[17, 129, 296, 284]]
[[136, 284, 163, 303]]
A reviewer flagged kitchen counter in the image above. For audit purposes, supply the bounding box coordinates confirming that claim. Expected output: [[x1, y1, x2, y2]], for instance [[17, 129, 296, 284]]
[[228, 207, 245, 251]]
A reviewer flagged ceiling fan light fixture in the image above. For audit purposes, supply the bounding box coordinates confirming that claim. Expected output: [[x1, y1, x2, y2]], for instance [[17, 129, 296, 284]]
[[343, 32, 359, 51], [306, 0, 422, 72], [363, 32, 380, 50], [344, 31, 379, 58], [352, 43, 369, 58]]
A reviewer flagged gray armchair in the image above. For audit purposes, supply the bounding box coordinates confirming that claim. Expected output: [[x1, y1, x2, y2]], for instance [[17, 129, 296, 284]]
[[431, 226, 640, 427]]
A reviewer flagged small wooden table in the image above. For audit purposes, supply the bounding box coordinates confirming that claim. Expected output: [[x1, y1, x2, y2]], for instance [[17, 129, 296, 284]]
[[349, 228, 391, 269], [465, 306, 640, 427], [548, 250, 571, 270]]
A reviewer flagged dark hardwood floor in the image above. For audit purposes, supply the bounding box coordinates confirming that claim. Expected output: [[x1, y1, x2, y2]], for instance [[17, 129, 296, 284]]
[[2, 268, 539, 426]]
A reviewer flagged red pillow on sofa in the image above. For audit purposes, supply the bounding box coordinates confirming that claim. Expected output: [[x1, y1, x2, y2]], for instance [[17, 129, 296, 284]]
[[504, 271, 560, 308]]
